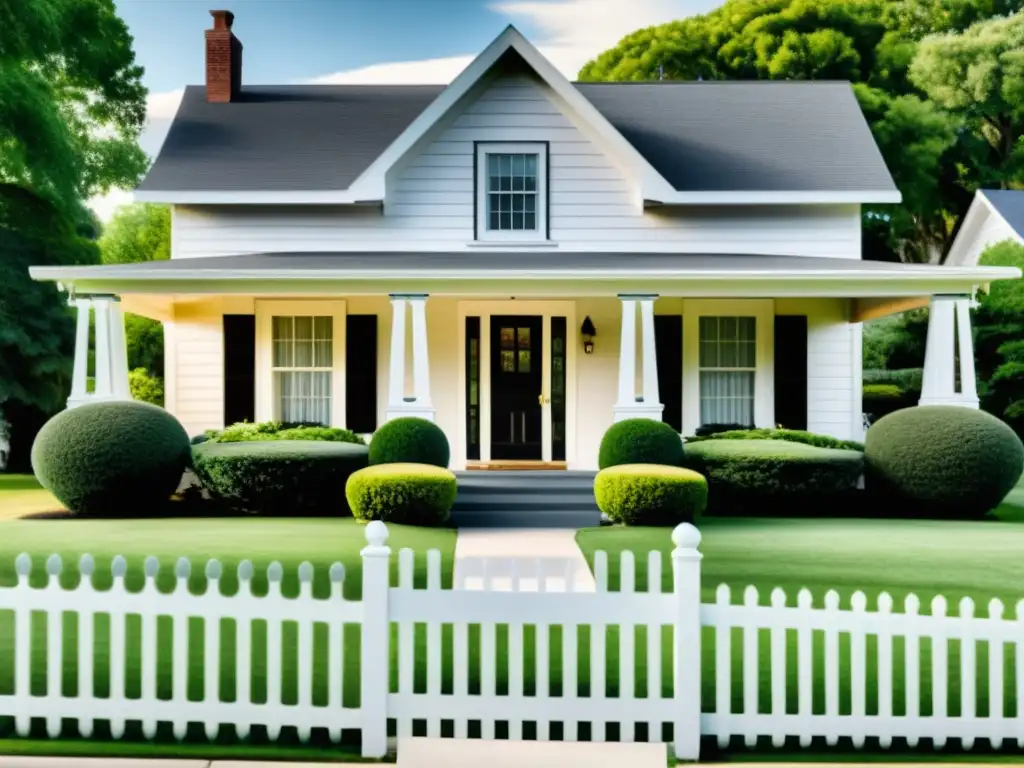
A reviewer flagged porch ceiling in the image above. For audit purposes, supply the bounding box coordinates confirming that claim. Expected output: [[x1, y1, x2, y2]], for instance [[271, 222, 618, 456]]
[[30, 250, 1019, 299]]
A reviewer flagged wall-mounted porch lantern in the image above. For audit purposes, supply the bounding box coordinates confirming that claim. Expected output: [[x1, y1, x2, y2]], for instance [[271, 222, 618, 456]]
[[581, 316, 597, 355]]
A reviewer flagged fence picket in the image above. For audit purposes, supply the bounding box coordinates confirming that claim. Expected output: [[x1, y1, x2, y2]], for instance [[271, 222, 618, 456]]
[[480, 559, 496, 741], [426, 549, 443, 739], [796, 589, 813, 748], [769, 588, 786, 748], [563, 617, 578, 741], [850, 591, 867, 748], [453, 619, 468, 738], [328, 562, 345, 743], [296, 562, 313, 743], [396, 548, 415, 741], [77, 555, 96, 739], [265, 562, 284, 741], [876, 593, 894, 749], [108, 556, 128, 739], [1016, 600, 1024, 748], [140, 557, 159, 739], [823, 590, 840, 747], [172, 558, 192, 740], [618, 551, 635, 743], [234, 560, 253, 741], [988, 599, 1004, 750], [741, 586, 759, 747], [13, 555, 31, 737], [508, 559, 523, 742], [715, 584, 731, 749], [904, 593, 922, 747], [45, 555, 64, 738], [591, 551, 608, 742], [646, 551, 662, 744], [932, 595, 949, 749], [960, 597, 976, 750]]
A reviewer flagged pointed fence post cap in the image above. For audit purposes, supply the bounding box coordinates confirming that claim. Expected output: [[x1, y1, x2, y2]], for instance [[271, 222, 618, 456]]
[[364, 520, 389, 548], [671, 522, 701, 551]]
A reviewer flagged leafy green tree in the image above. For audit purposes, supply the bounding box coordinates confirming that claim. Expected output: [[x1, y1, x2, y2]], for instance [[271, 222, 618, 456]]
[[579, 0, 1020, 263], [0, 0, 147, 469], [128, 367, 163, 407], [99, 204, 170, 264], [910, 13, 1024, 191], [99, 204, 169, 376]]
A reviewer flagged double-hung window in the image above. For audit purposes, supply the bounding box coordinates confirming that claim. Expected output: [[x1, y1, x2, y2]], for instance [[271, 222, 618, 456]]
[[699, 316, 756, 427], [272, 315, 333, 425], [476, 143, 547, 241]]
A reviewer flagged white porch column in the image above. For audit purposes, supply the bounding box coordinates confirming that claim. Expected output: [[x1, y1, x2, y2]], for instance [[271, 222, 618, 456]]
[[68, 298, 92, 408], [613, 294, 664, 422], [385, 294, 435, 422], [93, 297, 113, 399], [920, 294, 979, 408], [108, 299, 131, 399]]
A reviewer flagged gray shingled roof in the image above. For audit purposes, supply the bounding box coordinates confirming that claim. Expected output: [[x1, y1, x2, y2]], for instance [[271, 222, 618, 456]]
[[983, 190, 1024, 238], [32, 252, 980, 280], [138, 80, 897, 195]]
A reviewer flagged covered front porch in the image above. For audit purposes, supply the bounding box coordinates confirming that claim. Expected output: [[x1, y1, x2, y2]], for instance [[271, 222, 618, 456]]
[[30, 251, 1017, 470]]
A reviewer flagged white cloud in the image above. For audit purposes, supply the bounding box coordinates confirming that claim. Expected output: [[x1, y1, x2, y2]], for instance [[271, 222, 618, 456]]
[[90, 0, 716, 221]]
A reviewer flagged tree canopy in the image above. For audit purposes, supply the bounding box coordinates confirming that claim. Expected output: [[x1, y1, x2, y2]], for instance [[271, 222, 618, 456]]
[[0, 0, 148, 214], [579, 0, 1024, 263]]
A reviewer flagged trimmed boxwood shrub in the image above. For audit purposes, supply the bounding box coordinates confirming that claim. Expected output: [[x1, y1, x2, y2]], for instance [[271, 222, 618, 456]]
[[368, 417, 450, 467], [191, 440, 369, 515], [211, 421, 364, 445], [693, 423, 749, 437], [682, 439, 863, 515], [594, 464, 707, 526], [686, 428, 863, 452], [862, 384, 915, 423], [598, 419, 684, 469], [31, 401, 191, 516], [865, 406, 1024, 518], [346, 463, 457, 526]]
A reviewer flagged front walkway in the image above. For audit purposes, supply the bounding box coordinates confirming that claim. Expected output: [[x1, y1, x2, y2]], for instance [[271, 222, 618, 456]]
[[453, 528, 595, 592]]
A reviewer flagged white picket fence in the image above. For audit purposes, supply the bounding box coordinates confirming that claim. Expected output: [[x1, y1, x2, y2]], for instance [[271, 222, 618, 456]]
[[0, 522, 1022, 760]]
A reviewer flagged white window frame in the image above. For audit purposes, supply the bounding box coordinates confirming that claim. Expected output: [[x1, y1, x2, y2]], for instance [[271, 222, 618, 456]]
[[254, 300, 347, 428], [681, 299, 774, 437], [475, 142, 548, 243]]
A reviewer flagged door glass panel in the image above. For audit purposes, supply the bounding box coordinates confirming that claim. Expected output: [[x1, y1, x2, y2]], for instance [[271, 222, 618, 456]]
[[500, 327, 514, 349], [466, 318, 480, 459], [551, 317, 567, 461], [518, 350, 531, 373], [501, 350, 515, 372], [517, 327, 531, 349]]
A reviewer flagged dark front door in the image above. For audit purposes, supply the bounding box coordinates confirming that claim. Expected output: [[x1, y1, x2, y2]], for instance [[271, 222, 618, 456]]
[[491, 316, 543, 460]]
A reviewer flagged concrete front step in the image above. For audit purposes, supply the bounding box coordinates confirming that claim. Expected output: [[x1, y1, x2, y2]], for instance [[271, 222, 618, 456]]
[[450, 510, 602, 528], [451, 470, 600, 528], [453, 492, 598, 511]]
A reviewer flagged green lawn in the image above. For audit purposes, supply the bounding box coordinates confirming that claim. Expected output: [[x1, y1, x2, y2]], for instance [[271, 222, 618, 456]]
[[0, 518, 457, 760], [0, 474, 62, 520]]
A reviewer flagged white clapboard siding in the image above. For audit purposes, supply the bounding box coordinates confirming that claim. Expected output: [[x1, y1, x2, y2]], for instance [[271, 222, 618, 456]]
[[3, 521, 1023, 761], [171, 72, 861, 258]]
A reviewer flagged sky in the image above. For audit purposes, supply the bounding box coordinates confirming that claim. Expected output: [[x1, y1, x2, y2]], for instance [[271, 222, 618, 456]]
[[92, 0, 719, 219]]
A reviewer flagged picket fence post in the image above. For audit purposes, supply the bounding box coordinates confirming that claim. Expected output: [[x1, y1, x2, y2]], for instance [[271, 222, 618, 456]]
[[360, 521, 391, 758], [671, 522, 703, 761]]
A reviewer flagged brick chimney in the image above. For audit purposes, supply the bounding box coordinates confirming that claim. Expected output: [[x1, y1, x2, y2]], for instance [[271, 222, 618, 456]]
[[205, 10, 242, 102]]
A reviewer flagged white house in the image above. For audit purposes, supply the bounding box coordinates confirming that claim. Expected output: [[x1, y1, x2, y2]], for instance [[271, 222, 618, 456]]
[[30, 12, 1019, 471], [946, 189, 1024, 267]]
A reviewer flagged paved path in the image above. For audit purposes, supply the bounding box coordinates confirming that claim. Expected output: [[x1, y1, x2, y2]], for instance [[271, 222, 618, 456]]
[[453, 528, 595, 592]]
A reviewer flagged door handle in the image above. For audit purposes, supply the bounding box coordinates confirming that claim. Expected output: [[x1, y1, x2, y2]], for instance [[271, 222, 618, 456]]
[[538, 394, 550, 405]]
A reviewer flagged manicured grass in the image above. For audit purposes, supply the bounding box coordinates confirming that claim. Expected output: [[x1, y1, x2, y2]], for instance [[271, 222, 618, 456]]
[[0, 474, 63, 520], [0, 518, 456, 759]]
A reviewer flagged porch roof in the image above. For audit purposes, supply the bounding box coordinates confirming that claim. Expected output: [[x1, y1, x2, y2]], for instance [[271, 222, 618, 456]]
[[30, 251, 1019, 299]]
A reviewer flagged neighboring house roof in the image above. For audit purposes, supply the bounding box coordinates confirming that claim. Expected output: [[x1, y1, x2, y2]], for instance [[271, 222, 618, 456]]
[[946, 189, 1024, 266], [136, 26, 899, 206]]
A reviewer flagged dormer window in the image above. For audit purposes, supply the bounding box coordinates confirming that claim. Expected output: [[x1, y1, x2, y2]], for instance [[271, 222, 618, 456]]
[[476, 143, 548, 242]]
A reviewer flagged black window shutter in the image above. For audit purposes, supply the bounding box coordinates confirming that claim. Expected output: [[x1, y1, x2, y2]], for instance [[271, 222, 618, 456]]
[[654, 315, 683, 432], [346, 315, 378, 433], [223, 315, 256, 426], [774, 315, 808, 431]]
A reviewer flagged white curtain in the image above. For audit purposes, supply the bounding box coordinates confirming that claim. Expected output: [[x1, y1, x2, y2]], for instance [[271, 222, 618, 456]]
[[699, 316, 755, 426], [699, 371, 754, 425], [272, 316, 333, 425]]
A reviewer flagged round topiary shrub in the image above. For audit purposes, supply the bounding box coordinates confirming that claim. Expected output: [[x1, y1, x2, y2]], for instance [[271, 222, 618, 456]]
[[368, 417, 450, 467], [865, 406, 1024, 518], [682, 439, 864, 515], [598, 418, 684, 469], [31, 400, 191, 516], [346, 463, 457, 526], [191, 440, 369, 516], [594, 464, 707, 526]]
